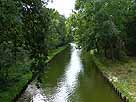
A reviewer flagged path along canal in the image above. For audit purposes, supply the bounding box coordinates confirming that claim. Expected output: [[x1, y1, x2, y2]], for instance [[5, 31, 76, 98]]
[[17, 44, 122, 102]]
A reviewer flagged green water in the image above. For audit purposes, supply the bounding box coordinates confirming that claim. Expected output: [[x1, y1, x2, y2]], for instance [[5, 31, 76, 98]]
[[40, 44, 122, 102], [17, 44, 122, 102]]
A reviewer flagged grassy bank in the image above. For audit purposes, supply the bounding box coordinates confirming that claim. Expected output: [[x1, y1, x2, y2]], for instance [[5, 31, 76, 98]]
[[93, 54, 136, 102], [0, 45, 68, 102], [47, 45, 68, 63]]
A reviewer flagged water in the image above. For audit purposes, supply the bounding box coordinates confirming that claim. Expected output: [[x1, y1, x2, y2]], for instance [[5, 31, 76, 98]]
[[17, 44, 122, 102]]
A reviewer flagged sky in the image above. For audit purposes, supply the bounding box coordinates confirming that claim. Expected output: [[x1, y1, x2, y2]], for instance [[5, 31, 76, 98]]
[[47, 0, 76, 17]]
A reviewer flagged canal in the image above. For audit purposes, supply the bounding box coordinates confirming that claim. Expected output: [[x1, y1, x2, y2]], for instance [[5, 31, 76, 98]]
[[17, 44, 122, 102]]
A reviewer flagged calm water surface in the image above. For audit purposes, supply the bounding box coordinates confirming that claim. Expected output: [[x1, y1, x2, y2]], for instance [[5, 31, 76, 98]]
[[17, 44, 122, 102]]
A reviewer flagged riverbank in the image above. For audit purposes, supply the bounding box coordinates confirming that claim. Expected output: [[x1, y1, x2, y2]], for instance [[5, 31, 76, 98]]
[[0, 57, 32, 102], [93, 54, 136, 102], [0, 45, 68, 102], [47, 45, 68, 63], [23, 44, 122, 102]]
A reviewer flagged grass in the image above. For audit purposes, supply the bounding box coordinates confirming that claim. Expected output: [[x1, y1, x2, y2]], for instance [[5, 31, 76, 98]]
[[93, 55, 136, 102], [46, 45, 68, 63], [0, 45, 68, 102]]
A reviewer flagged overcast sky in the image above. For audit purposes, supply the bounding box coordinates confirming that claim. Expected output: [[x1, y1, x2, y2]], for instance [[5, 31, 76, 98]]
[[47, 0, 76, 17]]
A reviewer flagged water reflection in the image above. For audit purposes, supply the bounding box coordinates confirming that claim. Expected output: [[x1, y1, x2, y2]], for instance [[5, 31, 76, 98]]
[[17, 44, 122, 102], [50, 44, 83, 102]]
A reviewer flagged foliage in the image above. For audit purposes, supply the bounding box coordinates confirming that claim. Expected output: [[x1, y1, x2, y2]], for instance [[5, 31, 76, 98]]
[[0, 0, 68, 86], [126, 1, 136, 56], [22, 0, 49, 76], [0, 0, 23, 81], [67, 0, 136, 60], [48, 9, 68, 49], [0, 0, 69, 101]]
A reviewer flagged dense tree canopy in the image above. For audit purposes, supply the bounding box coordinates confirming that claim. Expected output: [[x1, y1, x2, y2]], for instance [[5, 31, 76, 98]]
[[47, 9, 68, 49], [0, 0, 23, 80], [0, 0, 68, 82], [67, 0, 136, 60]]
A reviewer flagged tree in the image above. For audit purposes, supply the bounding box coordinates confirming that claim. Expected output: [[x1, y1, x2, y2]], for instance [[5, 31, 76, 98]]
[[67, 0, 134, 60], [22, 0, 49, 77], [126, 0, 136, 56], [0, 0, 23, 81], [48, 9, 68, 50]]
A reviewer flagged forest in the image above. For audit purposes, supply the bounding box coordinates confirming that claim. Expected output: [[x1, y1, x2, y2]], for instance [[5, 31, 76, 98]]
[[67, 0, 136, 60], [0, 0, 69, 101], [0, 0, 136, 102]]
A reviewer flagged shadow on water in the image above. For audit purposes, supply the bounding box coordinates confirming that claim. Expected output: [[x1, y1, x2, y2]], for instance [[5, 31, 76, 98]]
[[17, 44, 122, 102], [43, 47, 71, 87], [78, 51, 122, 102]]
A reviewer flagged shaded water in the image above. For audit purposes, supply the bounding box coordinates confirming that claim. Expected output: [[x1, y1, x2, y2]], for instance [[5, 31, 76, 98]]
[[17, 44, 122, 102]]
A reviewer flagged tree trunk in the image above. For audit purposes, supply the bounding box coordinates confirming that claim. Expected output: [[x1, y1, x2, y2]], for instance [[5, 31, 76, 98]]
[[110, 43, 114, 60], [96, 41, 100, 54]]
